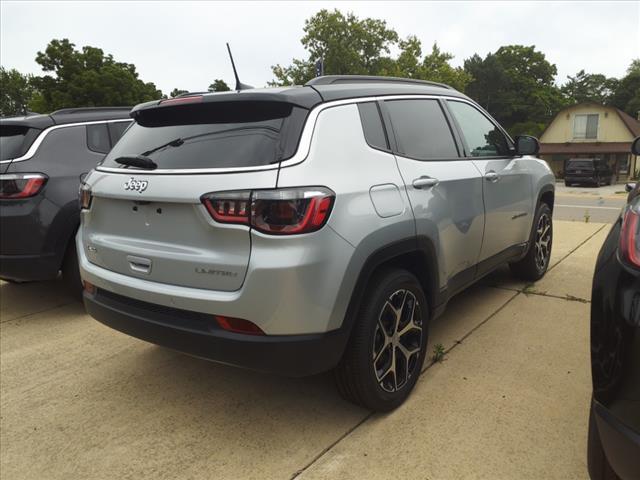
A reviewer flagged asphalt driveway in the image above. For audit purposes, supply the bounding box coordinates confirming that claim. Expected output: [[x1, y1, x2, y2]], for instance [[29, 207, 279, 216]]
[[0, 220, 609, 479]]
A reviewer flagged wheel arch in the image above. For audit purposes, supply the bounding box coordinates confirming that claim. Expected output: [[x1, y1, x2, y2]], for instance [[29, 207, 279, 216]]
[[339, 236, 441, 338]]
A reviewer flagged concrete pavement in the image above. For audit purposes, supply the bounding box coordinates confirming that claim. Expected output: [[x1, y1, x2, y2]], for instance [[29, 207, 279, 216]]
[[554, 183, 626, 223], [0, 221, 607, 479]]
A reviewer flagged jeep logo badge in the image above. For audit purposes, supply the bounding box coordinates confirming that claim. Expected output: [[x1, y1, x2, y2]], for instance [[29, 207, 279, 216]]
[[123, 177, 148, 193]]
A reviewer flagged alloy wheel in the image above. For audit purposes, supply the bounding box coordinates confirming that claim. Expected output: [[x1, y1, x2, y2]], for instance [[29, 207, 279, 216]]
[[372, 289, 423, 393], [534, 213, 552, 271]]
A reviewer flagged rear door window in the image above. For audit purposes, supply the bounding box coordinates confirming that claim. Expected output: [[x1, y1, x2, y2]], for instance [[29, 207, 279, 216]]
[[447, 100, 511, 157], [0, 125, 40, 160], [86, 123, 111, 154], [101, 103, 308, 170], [384, 99, 458, 159], [567, 160, 594, 170]]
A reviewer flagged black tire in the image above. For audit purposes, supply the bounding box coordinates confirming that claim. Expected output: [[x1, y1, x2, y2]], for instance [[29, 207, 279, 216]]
[[509, 203, 553, 281], [61, 240, 83, 300], [588, 408, 619, 480], [334, 268, 429, 412], [564, 181, 570, 187]]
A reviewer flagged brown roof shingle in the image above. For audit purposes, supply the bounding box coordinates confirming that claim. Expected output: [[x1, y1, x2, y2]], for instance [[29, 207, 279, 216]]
[[539, 142, 631, 155]]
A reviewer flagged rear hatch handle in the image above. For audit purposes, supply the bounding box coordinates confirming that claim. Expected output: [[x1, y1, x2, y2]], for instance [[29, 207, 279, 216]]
[[127, 255, 152, 275]]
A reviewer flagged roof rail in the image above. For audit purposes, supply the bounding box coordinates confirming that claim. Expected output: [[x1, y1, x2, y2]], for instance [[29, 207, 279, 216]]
[[306, 75, 452, 90], [51, 106, 132, 115]]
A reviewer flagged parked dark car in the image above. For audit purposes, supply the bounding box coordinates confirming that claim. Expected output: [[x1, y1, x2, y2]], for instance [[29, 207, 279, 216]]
[[0, 107, 132, 292], [588, 137, 640, 480], [565, 158, 614, 187]]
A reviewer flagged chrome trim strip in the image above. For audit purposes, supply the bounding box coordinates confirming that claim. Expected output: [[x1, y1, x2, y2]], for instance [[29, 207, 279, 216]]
[[0, 119, 132, 164], [95, 94, 473, 175]]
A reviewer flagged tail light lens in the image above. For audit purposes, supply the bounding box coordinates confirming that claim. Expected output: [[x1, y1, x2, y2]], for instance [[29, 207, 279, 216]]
[[79, 184, 93, 210], [201, 187, 335, 235], [620, 205, 640, 268], [0, 173, 47, 199]]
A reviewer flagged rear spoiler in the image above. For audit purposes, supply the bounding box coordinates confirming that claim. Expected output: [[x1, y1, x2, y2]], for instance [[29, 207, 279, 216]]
[[131, 95, 313, 128]]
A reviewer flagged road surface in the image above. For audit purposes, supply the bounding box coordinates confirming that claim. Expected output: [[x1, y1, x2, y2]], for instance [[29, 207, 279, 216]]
[[553, 183, 628, 223]]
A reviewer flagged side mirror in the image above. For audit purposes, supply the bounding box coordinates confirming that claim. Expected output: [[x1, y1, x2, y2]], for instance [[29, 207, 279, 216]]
[[515, 135, 540, 156], [625, 182, 636, 193], [632, 137, 640, 155]]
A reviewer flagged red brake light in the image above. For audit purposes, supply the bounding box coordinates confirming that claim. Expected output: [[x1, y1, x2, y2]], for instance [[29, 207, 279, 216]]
[[620, 206, 640, 268], [159, 95, 203, 106], [215, 315, 264, 335], [0, 173, 47, 199], [202, 191, 250, 225], [201, 187, 335, 235]]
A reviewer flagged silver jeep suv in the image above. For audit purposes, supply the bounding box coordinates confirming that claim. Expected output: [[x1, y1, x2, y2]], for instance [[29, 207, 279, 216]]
[[78, 76, 555, 411]]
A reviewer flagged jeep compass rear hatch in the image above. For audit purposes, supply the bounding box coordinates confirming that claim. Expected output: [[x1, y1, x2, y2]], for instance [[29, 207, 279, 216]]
[[83, 93, 316, 291]]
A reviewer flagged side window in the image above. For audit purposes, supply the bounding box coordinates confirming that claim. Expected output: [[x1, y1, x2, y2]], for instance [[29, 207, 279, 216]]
[[384, 99, 458, 160], [447, 101, 511, 157], [86, 123, 111, 154], [357, 102, 388, 150], [108, 121, 131, 146]]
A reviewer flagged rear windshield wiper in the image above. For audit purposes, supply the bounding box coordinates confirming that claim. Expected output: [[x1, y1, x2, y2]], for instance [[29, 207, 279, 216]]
[[114, 155, 158, 170]]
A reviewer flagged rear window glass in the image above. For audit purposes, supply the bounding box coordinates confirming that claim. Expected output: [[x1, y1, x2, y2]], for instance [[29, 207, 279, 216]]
[[0, 126, 40, 160], [385, 99, 458, 160], [101, 104, 307, 170], [357, 102, 388, 150], [567, 160, 594, 169]]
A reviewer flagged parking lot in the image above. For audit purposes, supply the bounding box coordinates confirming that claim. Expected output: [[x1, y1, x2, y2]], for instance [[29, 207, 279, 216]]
[[0, 219, 611, 479]]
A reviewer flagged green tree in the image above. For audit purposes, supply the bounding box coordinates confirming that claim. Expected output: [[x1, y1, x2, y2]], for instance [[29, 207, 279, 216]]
[[270, 9, 398, 85], [170, 88, 189, 97], [464, 45, 565, 136], [208, 79, 230, 92], [610, 59, 640, 117], [0, 67, 36, 116], [31, 39, 163, 112], [561, 70, 617, 104]]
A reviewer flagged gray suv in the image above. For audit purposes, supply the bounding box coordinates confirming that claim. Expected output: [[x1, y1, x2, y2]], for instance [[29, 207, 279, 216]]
[[78, 76, 555, 411]]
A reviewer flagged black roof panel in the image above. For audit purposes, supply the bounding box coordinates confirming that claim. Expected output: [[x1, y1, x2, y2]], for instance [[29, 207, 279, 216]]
[[311, 83, 468, 102], [0, 107, 132, 130]]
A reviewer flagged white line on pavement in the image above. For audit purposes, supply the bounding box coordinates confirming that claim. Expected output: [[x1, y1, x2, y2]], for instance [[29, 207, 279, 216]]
[[556, 204, 621, 210]]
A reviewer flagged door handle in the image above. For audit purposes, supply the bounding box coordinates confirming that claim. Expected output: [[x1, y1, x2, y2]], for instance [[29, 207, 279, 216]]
[[127, 255, 152, 274], [484, 171, 500, 182], [412, 176, 439, 189]]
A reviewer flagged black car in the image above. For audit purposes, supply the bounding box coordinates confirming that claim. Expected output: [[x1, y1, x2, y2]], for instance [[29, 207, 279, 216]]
[[0, 107, 132, 292], [565, 158, 614, 187], [588, 137, 640, 479]]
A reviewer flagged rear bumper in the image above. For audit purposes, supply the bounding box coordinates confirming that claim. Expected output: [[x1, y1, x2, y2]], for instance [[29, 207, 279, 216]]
[[590, 399, 640, 480], [84, 287, 349, 377], [0, 252, 60, 282]]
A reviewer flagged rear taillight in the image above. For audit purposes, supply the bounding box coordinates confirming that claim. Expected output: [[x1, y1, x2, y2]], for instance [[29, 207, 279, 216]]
[[201, 187, 335, 235], [79, 184, 93, 210], [0, 173, 47, 199], [620, 206, 640, 268]]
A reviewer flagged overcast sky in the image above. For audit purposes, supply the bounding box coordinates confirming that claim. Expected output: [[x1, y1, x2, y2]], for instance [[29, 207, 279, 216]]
[[1, 1, 638, 94]]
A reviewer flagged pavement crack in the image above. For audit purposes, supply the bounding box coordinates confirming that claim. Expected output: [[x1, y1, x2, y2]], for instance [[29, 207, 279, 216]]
[[0, 301, 76, 325], [546, 223, 607, 274]]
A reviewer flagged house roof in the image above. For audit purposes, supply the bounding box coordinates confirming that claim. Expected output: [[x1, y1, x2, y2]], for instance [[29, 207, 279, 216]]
[[539, 102, 640, 141], [539, 142, 631, 155], [616, 108, 640, 137]]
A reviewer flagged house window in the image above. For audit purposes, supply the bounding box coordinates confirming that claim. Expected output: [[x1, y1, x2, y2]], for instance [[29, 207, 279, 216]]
[[573, 114, 599, 139]]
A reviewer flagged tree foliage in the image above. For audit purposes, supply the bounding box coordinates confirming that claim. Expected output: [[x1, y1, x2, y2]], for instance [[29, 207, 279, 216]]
[[0, 67, 36, 116], [170, 88, 189, 98], [30, 39, 163, 111], [561, 70, 618, 105], [464, 45, 565, 136], [609, 60, 640, 118], [270, 10, 471, 91], [208, 79, 230, 92]]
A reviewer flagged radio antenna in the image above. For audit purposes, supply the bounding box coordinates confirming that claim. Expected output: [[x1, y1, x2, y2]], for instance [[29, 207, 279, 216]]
[[226, 43, 253, 91]]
